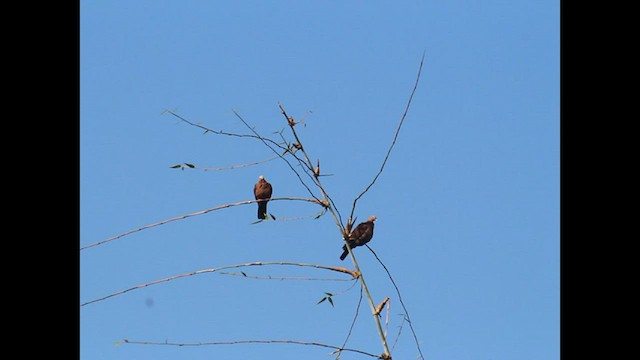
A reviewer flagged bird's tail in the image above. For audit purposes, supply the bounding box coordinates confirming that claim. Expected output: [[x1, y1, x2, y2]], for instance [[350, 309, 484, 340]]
[[339, 245, 349, 261], [257, 201, 268, 220]]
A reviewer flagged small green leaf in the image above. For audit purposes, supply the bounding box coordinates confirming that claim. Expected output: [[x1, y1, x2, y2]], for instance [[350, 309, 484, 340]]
[[241, 271, 247, 277], [317, 297, 327, 304], [327, 297, 334, 307], [184, 163, 195, 168], [324, 292, 333, 296], [170, 164, 182, 169]]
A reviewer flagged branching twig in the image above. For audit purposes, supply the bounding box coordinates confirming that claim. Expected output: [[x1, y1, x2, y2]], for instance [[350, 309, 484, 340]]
[[348, 52, 425, 223], [366, 245, 424, 360], [232, 110, 322, 202], [121, 55, 428, 360], [80, 197, 326, 251], [122, 338, 381, 358], [165, 109, 277, 146], [166, 109, 314, 194], [277, 103, 345, 236], [81, 261, 359, 307]]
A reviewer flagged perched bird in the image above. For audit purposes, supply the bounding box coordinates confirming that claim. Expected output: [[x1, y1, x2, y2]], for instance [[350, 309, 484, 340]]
[[340, 216, 377, 260], [253, 175, 273, 220]]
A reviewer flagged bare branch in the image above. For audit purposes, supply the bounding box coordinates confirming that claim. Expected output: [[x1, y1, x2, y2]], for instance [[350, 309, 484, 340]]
[[80, 261, 359, 307], [219, 271, 356, 282], [348, 52, 426, 223], [232, 110, 322, 202], [277, 103, 345, 234], [166, 109, 312, 182], [122, 338, 382, 358], [165, 109, 269, 142], [80, 197, 326, 251], [390, 314, 406, 354], [337, 284, 364, 360], [170, 156, 280, 171], [366, 245, 424, 360], [278, 103, 314, 172]]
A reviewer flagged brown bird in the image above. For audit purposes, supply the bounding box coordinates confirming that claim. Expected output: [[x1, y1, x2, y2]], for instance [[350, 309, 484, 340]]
[[340, 216, 377, 260], [253, 175, 273, 220]]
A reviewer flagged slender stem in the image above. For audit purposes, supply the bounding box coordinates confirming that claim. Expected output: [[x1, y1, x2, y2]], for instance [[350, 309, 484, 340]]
[[346, 247, 391, 357], [81, 261, 359, 307], [80, 197, 324, 251], [276, 103, 391, 357], [232, 110, 322, 203], [367, 245, 424, 359], [348, 52, 425, 223], [277, 103, 345, 234], [337, 284, 363, 360], [123, 339, 380, 358]]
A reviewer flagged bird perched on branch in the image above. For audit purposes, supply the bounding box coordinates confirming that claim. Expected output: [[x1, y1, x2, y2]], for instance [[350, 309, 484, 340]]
[[253, 175, 273, 220], [340, 216, 377, 260]]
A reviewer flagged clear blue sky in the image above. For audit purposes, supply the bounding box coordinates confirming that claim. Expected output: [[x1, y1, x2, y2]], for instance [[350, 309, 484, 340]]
[[80, 1, 559, 359]]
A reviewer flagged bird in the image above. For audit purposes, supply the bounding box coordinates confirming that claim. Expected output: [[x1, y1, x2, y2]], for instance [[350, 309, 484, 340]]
[[340, 215, 377, 260], [253, 175, 273, 220]]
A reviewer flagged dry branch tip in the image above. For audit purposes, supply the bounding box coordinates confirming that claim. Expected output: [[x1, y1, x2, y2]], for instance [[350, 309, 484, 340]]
[[374, 297, 391, 316]]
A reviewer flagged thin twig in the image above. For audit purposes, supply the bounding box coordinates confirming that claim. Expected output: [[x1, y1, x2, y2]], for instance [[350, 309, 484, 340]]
[[166, 109, 311, 177], [348, 52, 425, 223], [337, 284, 364, 360], [277, 103, 345, 235], [80, 261, 359, 307], [122, 338, 381, 358], [219, 271, 356, 282], [172, 156, 280, 171], [390, 315, 406, 353], [384, 299, 391, 340], [232, 110, 321, 202], [366, 245, 424, 360], [80, 197, 324, 251], [165, 109, 274, 144]]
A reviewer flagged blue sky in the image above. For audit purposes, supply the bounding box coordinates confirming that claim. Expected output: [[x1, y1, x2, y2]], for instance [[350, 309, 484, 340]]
[[80, 1, 559, 359]]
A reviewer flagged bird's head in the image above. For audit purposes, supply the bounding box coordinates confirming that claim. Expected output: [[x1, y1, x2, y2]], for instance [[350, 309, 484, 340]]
[[258, 175, 265, 180], [368, 215, 377, 222]]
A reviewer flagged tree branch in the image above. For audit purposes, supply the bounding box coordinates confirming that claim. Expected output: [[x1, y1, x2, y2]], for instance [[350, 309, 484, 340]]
[[366, 245, 424, 360], [166, 108, 316, 197], [170, 156, 279, 171], [277, 103, 346, 235], [232, 110, 322, 202], [80, 197, 326, 251], [80, 261, 359, 307], [219, 271, 356, 282], [122, 338, 382, 358], [348, 52, 425, 223]]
